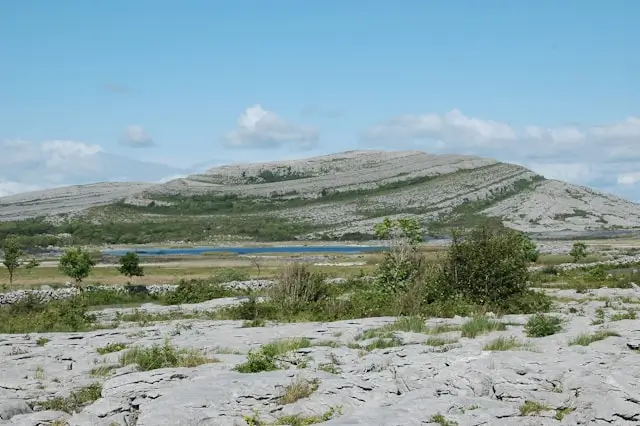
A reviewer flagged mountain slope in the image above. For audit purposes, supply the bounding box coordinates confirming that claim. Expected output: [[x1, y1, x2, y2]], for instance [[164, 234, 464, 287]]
[[1, 150, 640, 242]]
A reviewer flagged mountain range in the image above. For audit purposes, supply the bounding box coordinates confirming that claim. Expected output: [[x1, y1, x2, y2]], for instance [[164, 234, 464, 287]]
[[2, 150, 640, 240]]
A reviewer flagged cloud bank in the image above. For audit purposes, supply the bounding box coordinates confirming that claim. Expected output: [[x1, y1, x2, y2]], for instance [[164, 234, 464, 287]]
[[0, 139, 183, 196], [362, 109, 640, 189]]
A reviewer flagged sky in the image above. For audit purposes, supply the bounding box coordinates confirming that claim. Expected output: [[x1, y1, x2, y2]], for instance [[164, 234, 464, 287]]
[[1, 1, 639, 199]]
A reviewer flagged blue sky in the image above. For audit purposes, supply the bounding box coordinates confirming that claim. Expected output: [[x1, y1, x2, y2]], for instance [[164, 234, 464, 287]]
[[1, 0, 638, 199]]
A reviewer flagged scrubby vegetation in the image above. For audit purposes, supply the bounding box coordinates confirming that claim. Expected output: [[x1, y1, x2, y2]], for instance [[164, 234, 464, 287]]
[[119, 339, 217, 371], [7, 217, 640, 341], [525, 314, 563, 337], [0, 220, 561, 334], [219, 220, 552, 325], [39, 383, 103, 414]]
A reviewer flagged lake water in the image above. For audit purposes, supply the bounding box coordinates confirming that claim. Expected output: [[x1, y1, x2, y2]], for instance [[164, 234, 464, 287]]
[[102, 245, 386, 256]]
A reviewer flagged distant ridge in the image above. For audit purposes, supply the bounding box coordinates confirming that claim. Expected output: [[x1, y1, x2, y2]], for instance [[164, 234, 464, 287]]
[[2, 150, 640, 240]]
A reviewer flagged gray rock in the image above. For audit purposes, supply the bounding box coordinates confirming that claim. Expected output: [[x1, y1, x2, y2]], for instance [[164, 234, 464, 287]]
[[2, 287, 640, 425], [0, 400, 32, 421]]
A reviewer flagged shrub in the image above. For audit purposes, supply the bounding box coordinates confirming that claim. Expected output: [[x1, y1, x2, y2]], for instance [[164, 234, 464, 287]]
[[116, 252, 144, 281], [58, 247, 96, 284], [519, 234, 539, 262], [525, 314, 563, 337], [80, 287, 159, 307], [234, 338, 311, 373], [439, 226, 533, 309], [570, 242, 588, 263], [374, 217, 427, 294], [163, 278, 235, 305], [0, 296, 97, 334], [267, 263, 329, 313], [2, 235, 23, 286], [211, 268, 250, 284], [225, 294, 278, 321]]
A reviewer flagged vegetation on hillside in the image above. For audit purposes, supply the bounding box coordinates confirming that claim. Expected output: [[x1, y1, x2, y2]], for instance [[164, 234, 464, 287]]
[[0, 169, 545, 246]]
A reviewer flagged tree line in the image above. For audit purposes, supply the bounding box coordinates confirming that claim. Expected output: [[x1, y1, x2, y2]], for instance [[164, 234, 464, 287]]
[[1, 235, 144, 287]]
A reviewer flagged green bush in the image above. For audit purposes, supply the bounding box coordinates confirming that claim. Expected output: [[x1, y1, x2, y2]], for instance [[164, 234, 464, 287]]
[[519, 234, 539, 262], [525, 314, 563, 337], [374, 218, 426, 294], [224, 222, 551, 324], [116, 252, 144, 281], [570, 242, 588, 263], [225, 294, 279, 321], [162, 278, 237, 305], [438, 226, 533, 309], [80, 288, 160, 307], [234, 338, 311, 373], [58, 247, 96, 283], [210, 268, 250, 284], [0, 296, 97, 334]]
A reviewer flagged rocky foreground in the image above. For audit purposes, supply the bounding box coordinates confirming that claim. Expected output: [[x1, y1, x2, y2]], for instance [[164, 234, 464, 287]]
[[2, 287, 640, 426]]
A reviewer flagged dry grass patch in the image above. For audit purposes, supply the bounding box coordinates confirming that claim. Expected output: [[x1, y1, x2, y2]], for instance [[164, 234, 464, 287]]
[[96, 342, 127, 354], [39, 383, 102, 414], [356, 316, 428, 340], [568, 329, 620, 346], [278, 377, 320, 404], [519, 400, 552, 416], [483, 336, 532, 351], [424, 337, 458, 347]]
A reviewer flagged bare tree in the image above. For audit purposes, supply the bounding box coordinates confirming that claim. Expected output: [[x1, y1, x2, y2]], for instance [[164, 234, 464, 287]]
[[250, 256, 263, 281]]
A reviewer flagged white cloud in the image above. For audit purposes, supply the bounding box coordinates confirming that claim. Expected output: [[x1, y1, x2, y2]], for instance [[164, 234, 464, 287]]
[[362, 109, 640, 194], [223, 104, 318, 149], [523, 162, 599, 184], [0, 180, 42, 197], [0, 139, 184, 197], [120, 125, 154, 148], [363, 109, 517, 147], [618, 172, 640, 186]]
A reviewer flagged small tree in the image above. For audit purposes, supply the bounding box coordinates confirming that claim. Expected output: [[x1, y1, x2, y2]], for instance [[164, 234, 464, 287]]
[[117, 252, 144, 283], [24, 258, 40, 274], [440, 226, 530, 306], [519, 234, 539, 262], [2, 236, 24, 285], [58, 247, 96, 284], [374, 217, 425, 294], [569, 242, 588, 263]]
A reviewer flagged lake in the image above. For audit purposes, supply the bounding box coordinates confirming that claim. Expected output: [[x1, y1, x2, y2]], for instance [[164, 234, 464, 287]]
[[102, 245, 386, 256]]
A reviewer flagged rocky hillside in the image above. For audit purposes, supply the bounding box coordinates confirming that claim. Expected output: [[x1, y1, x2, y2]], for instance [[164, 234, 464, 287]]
[[2, 150, 640, 239]]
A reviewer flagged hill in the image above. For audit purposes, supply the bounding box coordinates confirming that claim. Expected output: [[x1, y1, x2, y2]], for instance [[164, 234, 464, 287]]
[[1, 150, 640, 244]]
